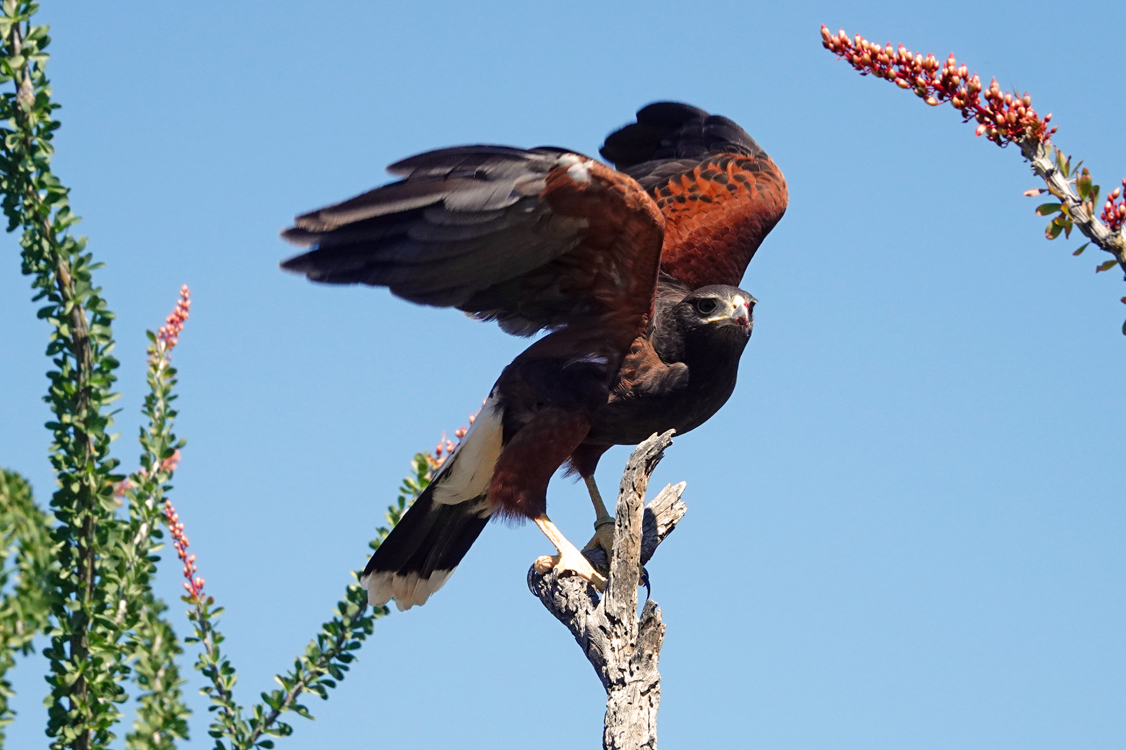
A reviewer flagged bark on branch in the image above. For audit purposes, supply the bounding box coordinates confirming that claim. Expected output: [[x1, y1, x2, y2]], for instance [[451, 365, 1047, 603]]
[[1019, 138, 1126, 272], [528, 430, 686, 750]]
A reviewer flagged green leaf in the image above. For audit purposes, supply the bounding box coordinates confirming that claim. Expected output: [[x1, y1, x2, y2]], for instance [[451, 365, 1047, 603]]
[[1035, 203, 1062, 216], [1055, 148, 1067, 175], [1072, 243, 1089, 256], [1095, 260, 1117, 273], [1077, 174, 1092, 199]]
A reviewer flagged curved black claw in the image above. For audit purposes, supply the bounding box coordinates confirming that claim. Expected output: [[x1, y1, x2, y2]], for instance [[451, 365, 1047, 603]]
[[640, 566, 651, 600]]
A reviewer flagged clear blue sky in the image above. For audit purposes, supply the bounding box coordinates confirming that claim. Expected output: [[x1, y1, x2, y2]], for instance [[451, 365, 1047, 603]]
[[3, 2, 1124, 748]]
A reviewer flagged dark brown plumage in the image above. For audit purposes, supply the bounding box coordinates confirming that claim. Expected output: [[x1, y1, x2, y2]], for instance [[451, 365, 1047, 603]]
[[571, 283, 755, 478], [572, 102, 786, 482], [281, 102, 787, 610]]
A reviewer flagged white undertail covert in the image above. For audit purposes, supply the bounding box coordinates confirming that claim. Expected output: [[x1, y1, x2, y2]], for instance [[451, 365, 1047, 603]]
[[361, 389, 503, 610]]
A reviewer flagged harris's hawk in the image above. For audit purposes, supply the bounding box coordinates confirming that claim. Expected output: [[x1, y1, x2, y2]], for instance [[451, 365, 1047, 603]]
[[281, 102, 787, 610]]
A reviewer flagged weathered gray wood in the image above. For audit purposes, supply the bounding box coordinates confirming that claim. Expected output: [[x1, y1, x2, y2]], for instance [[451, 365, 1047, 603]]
[[528, 430, 685, 750]]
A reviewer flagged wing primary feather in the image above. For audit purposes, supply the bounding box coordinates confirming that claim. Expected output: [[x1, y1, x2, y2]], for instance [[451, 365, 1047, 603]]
[[293, 179, 454, 231], [387, 145, 558, 178], [282, 144, 664, 343]]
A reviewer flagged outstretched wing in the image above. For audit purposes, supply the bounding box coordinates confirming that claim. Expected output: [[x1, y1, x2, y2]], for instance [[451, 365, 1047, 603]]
[[282, 146, 664, 347], [600, 102, 788, 289]]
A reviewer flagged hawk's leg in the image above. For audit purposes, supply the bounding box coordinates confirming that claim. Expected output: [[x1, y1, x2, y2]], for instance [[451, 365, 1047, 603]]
[[581, 475, 616, 556], [533, 514, 607, 591]]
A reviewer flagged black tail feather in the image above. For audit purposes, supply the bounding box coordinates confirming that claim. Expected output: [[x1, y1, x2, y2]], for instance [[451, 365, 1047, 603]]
[[363, 481, 489, 609]]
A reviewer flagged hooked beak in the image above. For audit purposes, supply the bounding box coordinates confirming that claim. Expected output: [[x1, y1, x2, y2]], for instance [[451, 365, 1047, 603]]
[[723, 295, 753, 331]]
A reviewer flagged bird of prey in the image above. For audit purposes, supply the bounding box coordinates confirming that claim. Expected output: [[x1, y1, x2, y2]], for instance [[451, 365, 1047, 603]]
[[281, 102, 787, 610]]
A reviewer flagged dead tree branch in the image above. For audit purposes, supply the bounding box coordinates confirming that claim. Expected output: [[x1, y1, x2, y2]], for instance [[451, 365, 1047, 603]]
[[528, 430, 686, 750]]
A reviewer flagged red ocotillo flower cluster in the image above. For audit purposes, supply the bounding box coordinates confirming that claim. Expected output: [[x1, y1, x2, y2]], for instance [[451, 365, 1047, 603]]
[[820, 26, 1056, 146], [453, 405, 482, 440], [157, 285, 191, 352], [164, 498, 205, 600], [433, 433, 457, 464], [435, 402, 487, 467], [1102, 180, 1126, 233]]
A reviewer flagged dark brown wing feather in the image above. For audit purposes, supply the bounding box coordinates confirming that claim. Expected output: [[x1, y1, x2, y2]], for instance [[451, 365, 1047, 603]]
[[282, 147, 664, 345], [600, 102, 788, 289]]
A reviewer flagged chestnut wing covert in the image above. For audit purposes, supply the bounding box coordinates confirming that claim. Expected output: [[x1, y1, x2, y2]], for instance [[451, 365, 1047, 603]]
[[600, 102, 788, 289]]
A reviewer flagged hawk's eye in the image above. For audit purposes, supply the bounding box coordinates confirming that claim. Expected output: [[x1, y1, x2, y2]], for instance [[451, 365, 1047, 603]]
[[694, 298, 718, 315]]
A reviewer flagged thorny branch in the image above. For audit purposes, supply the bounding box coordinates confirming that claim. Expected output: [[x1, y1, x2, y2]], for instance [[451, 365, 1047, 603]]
[[3, 12, 128, 747], [1018, 139, 1126, 270], [529, 430, 686, 750], [165, 453, 430, 750]]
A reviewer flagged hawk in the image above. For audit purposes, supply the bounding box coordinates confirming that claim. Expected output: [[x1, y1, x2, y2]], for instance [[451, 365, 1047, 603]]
[[281, 102, 787, 610]]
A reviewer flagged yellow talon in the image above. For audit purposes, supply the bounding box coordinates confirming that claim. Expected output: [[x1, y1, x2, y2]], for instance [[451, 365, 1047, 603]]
[[533, 514, 607, 590]]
